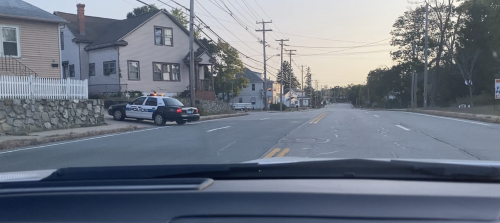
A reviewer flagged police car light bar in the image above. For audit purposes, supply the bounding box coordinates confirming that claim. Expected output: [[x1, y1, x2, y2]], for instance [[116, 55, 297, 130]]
[[147, 91, 165, 97]]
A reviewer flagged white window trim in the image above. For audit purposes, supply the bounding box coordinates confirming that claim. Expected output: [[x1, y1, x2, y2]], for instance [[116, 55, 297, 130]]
[[0, 25, 21, 58]]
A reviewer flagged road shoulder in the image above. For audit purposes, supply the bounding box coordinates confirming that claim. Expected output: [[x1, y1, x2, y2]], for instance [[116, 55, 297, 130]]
[[408, 109, 500, 124]]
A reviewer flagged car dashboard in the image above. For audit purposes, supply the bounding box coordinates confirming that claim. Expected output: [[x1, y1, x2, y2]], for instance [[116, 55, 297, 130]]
[[1, 177, 500, 222]]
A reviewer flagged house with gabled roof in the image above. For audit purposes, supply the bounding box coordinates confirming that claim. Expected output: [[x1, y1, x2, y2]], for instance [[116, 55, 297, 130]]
[[55, 4, 215, 99], [0, 0, 66, 78]]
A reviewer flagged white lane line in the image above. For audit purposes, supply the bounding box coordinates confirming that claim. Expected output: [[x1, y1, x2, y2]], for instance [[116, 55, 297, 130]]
[[396, 125, 411, 131], [0, 126, 170, 155], [260, 118, 269, 120], [206, 126, 231, 132], [409, 112, 491, 126], [335, 134, 338, 138], [374, 115, 380, 117]]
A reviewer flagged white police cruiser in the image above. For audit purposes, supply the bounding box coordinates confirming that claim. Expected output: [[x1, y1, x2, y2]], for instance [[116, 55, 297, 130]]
[[108, 93, 199, 125]]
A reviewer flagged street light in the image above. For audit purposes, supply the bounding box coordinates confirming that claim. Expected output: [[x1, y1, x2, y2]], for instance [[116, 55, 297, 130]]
[[266, 54, 280, 61]]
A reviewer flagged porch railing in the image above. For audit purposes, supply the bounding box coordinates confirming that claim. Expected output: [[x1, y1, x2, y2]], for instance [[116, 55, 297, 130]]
[[0, 55, 38, 77], [198, 79, 213, 90]]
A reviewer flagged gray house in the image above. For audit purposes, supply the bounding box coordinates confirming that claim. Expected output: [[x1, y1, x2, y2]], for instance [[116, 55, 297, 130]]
[[56, 4, 215, 98], [230, 69, 265, 109]]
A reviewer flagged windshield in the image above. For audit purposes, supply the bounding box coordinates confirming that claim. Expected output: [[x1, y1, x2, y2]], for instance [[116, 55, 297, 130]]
[[1, 0, 500, 180]]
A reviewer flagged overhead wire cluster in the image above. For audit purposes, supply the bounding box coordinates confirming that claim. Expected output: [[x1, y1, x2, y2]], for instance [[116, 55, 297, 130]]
[[138, 0, 393, 86]]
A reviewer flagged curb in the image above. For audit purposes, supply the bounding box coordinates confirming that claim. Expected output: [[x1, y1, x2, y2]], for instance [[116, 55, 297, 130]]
[[408, 109, 500, 124]]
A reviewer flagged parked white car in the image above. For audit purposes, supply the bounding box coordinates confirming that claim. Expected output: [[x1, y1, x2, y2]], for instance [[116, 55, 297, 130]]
[[232, 103, 253, 110]]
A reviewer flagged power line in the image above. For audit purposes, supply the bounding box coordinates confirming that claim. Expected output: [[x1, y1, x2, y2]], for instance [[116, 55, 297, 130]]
[[277, 32, 374, 43], [196, 0, 263, 55], [242, 0, 262, 21], [287, 43, 389, 49], [297, 39, 391, 56], [156, 0, 266, 71], [297, 48, 394, 57]]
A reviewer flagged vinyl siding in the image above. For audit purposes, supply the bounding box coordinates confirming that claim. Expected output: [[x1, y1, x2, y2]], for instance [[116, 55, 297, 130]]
[[88, 47, 119, 94], [60, 26, 80, 79], [0, 18, 61, 78], [119, 13, 201, 94]]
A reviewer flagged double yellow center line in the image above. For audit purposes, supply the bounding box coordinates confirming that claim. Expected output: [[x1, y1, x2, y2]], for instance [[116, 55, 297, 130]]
[[264, 148, 290, 158], [310, 112, 328, 124]]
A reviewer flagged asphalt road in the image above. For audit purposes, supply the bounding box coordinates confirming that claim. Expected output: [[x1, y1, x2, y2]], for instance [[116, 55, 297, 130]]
[[1, 103, 500, 172]]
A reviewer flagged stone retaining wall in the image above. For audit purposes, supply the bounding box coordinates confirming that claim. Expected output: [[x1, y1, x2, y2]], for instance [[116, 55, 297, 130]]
[[179, 99, 233, 116], [0, 99, 105, 135]]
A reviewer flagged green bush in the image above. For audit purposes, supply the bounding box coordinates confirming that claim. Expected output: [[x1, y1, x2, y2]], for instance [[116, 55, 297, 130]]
[[270, 103, 287, 111]]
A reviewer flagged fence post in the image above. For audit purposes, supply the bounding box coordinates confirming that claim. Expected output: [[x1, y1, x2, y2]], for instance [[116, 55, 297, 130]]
[[29, 75, 33, 99]]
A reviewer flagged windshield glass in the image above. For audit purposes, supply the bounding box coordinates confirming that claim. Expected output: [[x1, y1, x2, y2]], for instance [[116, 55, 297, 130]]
[[163, 98, 184, 106], [1, 0, 500, 179]]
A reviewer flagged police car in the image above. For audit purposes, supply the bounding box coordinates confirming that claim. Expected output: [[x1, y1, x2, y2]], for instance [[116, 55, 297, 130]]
[[107, 93, 200, 126]]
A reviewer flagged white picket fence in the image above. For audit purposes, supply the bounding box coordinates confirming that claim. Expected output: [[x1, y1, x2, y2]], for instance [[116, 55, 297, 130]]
[[0, 75, 88, 99]]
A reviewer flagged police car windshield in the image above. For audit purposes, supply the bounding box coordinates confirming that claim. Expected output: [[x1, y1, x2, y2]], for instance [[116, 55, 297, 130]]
[[162, 98, 184, 106]]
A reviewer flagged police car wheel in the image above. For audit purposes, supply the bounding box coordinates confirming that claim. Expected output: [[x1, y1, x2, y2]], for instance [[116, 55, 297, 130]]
[[113, 109, 125, 121], [153, 114, 166, 126], [176, 120, 186, 125]]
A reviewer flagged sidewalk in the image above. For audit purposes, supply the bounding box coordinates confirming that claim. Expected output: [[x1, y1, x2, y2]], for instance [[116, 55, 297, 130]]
[[0, 113, 248, 151]]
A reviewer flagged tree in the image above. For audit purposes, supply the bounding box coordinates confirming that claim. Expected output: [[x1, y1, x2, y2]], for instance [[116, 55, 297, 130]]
[[171, 8, 188, 27], [170, 8, 201, 38], [211, 40, 249, 102], [454, 49, 481, 106], [276, 61, 300, 92], [126, 4, 159, 19], [428, 0, 457, 106]]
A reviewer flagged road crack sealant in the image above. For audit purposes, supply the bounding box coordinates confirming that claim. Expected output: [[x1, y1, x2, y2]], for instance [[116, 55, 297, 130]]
[[417, 131, 482, 160]]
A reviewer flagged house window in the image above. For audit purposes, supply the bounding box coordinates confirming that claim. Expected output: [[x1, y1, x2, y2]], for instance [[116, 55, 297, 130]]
[[103, 61, 116, 76], [153, 63, 180, 81], [154, 27, 173, 46], [89, 63, 95, 76], [251, 97, 256, 105], [252, 84, 255, 91], [69, 64, 75, 77], [1, 26, 20, 57], [60, 31, 64, 50], [239, 98, 242, 103], [128, 61, 140, 80]]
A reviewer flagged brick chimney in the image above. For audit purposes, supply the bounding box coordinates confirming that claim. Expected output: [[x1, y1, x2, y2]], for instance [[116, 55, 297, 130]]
[[77, 3, 85, 35]]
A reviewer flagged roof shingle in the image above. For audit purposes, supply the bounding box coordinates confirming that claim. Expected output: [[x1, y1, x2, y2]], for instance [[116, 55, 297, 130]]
[[55, 11, 119, 43], [0, 0, 66, 23]]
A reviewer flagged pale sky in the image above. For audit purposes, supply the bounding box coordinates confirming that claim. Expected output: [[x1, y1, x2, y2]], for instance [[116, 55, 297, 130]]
[[25, 0, 412, 88]]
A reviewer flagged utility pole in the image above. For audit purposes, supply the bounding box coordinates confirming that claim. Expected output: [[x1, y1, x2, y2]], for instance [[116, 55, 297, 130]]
[[411, 43, 418, 108], [276, 39, 288, 111], [256, 20, 272, 111], [301, 65, 304, 106], [423, 2, 429, 108], [285, 49, 296, 110], [188, 0, 195, 106]]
